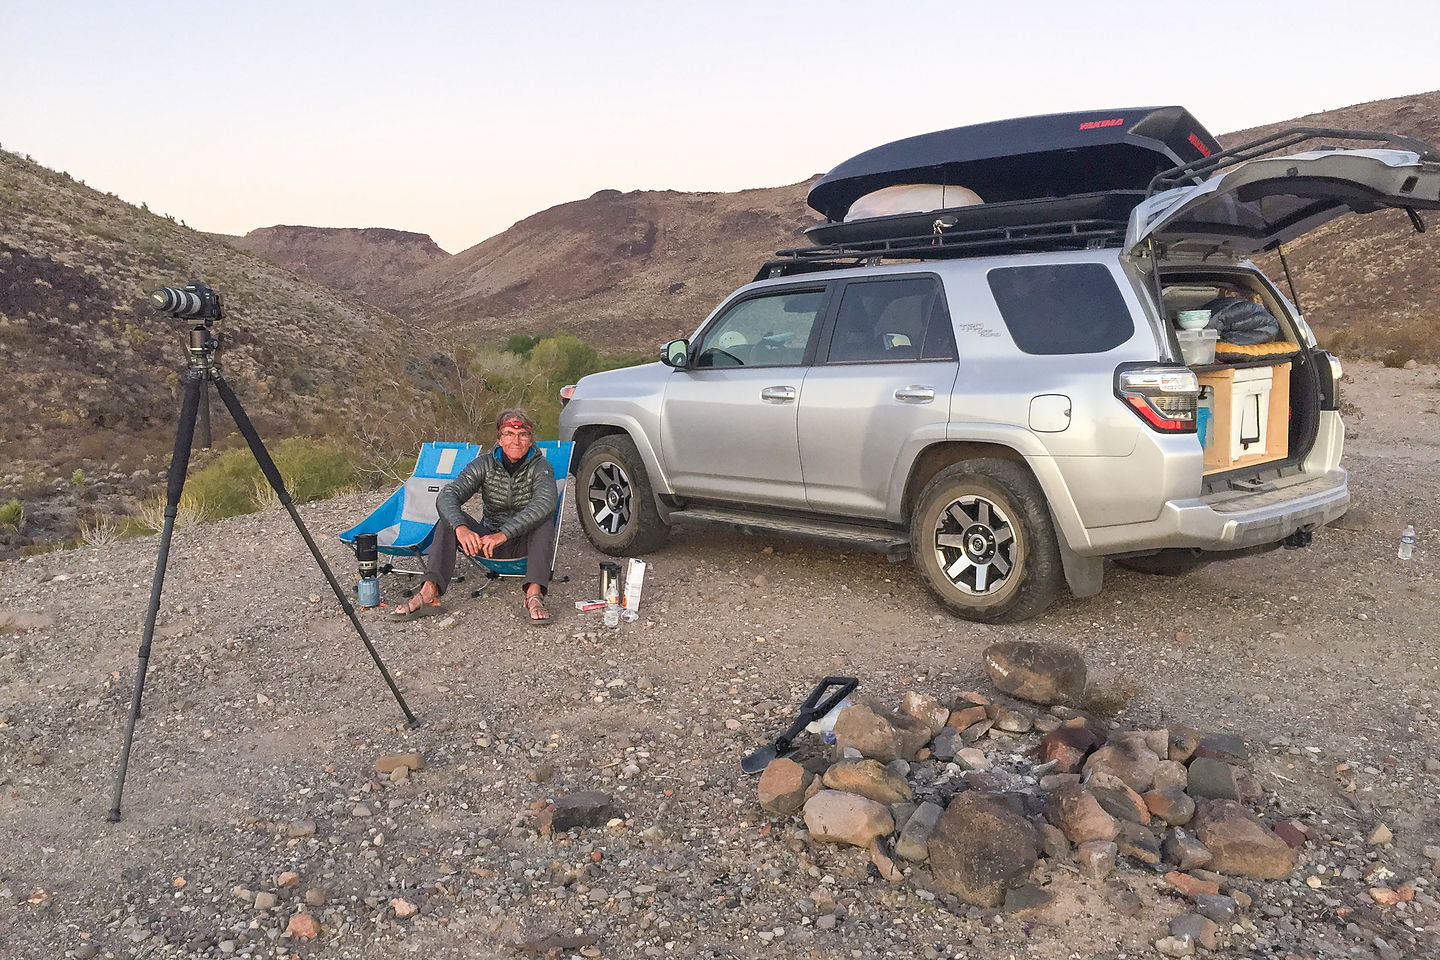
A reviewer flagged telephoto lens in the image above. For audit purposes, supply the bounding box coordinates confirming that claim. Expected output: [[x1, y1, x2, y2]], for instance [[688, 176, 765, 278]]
[[149, 280, 222, 320]]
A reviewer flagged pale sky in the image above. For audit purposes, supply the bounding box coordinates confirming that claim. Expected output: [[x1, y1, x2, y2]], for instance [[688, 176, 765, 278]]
[[4, 1, 1437, 253]]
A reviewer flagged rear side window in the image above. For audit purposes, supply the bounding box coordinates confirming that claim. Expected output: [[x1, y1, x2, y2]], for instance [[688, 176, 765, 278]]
[[987, 263, 1133, 355], [823, 276, 956, 363]]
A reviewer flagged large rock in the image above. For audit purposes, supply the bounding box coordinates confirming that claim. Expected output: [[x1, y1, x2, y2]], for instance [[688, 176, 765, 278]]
[[1082, 735, 1160, 793], [929, 792, 1040, 907], [1191, 800, 1296, 879], [1045, 782, 1118, 844], [802, 790, 894, 848], [982, 640, 1087, 705], [832, 702, 931, 763], [822, 759, 913, 805], [757, 757, 812, 815]]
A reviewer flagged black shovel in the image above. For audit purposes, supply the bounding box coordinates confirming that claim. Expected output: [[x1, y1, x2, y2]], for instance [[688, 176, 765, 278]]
[[740, 676, 859, 774]]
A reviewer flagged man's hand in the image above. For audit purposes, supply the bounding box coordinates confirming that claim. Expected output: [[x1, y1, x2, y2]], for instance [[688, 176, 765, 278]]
[[477, 531, 508, 558], [457, 525, 508, 559]]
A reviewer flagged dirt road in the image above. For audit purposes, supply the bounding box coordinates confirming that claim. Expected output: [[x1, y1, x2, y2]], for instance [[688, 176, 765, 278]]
[[2, 361, 1436, 959]]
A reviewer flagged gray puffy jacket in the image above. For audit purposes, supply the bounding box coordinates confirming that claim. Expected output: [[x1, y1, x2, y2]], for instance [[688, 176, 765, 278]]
[[436, 447, 557, 540]]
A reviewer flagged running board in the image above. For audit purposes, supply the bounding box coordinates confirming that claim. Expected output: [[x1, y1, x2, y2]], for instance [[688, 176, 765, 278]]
[[669, 506, 910, 560]]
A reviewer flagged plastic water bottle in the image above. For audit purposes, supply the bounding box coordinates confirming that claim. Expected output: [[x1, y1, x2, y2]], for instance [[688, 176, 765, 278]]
[[1398, 524, 1415, 560], [603, 582, 621, 629], [806, 697, 853, 745]]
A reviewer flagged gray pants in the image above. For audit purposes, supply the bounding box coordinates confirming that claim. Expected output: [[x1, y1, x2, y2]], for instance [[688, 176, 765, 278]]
[[422, 510, 556, 597]]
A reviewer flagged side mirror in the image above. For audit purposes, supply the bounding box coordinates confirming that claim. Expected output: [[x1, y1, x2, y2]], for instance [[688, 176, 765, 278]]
[[660, 338, 690, 368]]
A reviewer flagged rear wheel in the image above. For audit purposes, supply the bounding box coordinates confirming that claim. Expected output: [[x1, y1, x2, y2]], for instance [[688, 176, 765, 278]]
[[909, 459, 1063, 623], [575, 434, 669, 555]]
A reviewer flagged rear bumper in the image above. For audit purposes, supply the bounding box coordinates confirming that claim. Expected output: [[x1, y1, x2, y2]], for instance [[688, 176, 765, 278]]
[[1084, 468, 1349, 553]]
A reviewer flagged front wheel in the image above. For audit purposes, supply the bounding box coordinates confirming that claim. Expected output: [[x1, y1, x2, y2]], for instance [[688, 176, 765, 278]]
[[909, 459, 1063, 623], [574, 434, 670, 556]]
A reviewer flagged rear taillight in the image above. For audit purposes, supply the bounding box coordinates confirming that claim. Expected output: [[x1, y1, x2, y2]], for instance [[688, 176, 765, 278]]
[[559, 384, 577, 407], [1115, 364, 1199, 433]]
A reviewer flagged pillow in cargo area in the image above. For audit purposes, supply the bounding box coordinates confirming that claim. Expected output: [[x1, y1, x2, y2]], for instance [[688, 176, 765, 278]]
[[844, 183, 983, 222]]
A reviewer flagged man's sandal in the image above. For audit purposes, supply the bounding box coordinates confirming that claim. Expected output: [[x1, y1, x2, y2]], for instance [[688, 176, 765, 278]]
[[390, 590, 442, 620], [523, 594, 552, 625]]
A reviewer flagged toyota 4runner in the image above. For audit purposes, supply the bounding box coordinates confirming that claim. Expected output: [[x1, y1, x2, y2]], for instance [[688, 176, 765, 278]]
[[559, 107, 1440, 622]]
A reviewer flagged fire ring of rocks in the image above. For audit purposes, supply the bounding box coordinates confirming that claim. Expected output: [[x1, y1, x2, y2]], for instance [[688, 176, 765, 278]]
[[754, 640, 1312, 955]]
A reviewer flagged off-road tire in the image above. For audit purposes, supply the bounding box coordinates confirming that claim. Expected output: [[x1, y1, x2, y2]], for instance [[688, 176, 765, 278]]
[[910, 459, 1063, 623], [574, 434, 670, 556], [1113, 550, 1214, 577]]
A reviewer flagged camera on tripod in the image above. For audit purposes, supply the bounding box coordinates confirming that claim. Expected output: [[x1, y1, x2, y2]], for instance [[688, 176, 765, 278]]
[[150, 280, 223, 320]]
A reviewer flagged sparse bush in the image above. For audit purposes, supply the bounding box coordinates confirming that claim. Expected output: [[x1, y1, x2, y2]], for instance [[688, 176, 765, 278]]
[[79, 512, 123, 547], [131, 493, 208, 534], [0, 498, 24, 530], [71, 468, 86, 485]]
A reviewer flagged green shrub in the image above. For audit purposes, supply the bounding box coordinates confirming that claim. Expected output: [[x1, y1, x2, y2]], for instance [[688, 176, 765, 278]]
[[71, 468, 86, 485], [0, 497, 24, 530], [181, 438, 363, 521], [503, 334, 542, 357]]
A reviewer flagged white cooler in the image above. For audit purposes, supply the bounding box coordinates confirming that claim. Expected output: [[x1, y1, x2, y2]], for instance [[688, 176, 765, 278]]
[[1228, 366, 1273, 462]]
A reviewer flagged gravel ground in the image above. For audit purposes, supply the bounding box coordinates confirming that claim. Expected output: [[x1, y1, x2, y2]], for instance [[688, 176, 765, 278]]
[[1, 360, 1437, 960]]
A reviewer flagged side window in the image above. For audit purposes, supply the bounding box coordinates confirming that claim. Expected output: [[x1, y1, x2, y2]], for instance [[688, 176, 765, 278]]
[[693, 289, 824, 368], [987, 263, 1134, 355], [824, 276, 954, 364]]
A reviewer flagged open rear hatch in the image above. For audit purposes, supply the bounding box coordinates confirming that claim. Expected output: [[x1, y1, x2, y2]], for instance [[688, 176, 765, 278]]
[[1128, 146, 1440, 257]]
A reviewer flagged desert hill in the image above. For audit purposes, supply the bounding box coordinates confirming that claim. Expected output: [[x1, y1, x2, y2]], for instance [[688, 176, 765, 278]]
[[1225, 91, 1440, 361], [227, 225, 450, 302], [0, 148, 435, 550], [362, 91, 1440, 359], [375, 181, 819, 351]]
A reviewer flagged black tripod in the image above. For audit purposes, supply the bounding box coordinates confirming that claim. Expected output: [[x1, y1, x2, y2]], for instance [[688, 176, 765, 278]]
[[106, 292, 417, 822]]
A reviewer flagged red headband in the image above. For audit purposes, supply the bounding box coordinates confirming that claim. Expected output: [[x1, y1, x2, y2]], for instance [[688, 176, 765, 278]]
[[503, 419, 529, 430]]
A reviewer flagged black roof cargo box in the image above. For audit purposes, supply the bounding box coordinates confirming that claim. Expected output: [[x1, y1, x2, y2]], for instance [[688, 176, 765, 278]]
[[806, 107, 1222, 243]]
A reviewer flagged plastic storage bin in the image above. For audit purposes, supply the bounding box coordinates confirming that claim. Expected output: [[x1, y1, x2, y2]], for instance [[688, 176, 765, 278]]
[[1176, 328, 1218, 365]]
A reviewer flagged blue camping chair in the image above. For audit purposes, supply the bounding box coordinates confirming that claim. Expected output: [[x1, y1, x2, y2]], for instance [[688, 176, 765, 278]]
[[464, 440, 573, 595], [339, 441, 484, 578]]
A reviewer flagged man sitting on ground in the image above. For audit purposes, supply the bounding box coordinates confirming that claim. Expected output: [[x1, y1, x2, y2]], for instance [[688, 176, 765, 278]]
[[391, 408, 557, 623]]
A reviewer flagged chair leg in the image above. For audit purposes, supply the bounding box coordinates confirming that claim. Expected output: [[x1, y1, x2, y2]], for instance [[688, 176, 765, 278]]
[[471, 571, 501, 598]]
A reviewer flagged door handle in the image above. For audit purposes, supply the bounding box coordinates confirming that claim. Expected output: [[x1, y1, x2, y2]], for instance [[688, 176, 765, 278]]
[[894, 385, 935, 403], [760, 386, 797, 403]]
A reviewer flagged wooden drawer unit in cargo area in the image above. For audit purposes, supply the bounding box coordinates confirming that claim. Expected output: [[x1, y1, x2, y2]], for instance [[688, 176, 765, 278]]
[[1196, 362, 1290, 473]]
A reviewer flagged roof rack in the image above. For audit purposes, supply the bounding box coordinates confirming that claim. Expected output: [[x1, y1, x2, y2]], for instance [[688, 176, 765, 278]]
[[759, 216, 1128, 279], [1147, 126, 1439, 195]]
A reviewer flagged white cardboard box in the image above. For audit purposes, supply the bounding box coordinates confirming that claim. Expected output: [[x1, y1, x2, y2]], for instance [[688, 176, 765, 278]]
[[622, 559, 646, 612]]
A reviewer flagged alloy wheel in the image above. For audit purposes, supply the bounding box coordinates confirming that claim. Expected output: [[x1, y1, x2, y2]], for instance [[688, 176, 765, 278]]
[[931, 495, 1017, 595], [586, 460, 632, 536]]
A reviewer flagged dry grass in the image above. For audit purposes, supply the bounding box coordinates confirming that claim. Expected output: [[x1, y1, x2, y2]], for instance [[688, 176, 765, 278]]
[[133, 494, 208, 533], [79, 512, 124, 547]]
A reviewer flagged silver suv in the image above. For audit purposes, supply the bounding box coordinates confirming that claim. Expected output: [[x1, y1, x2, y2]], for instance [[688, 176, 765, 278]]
[[559, 108, 1439, 621]]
